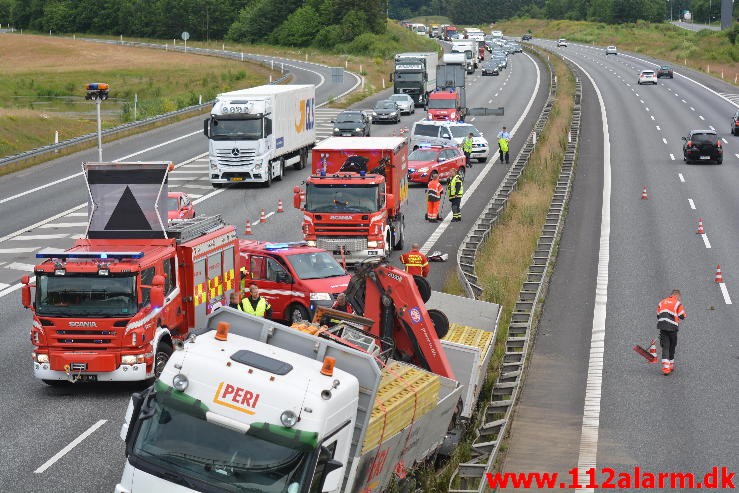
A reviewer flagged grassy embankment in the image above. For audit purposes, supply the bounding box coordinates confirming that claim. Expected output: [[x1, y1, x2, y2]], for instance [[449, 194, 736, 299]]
[[496, 18, 738, 85], [437, 50, 575, 487]]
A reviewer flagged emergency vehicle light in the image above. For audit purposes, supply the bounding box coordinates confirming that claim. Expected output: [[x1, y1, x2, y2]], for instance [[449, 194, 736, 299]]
[[264, 242, 308, 251], [36, 251, 144, 260]]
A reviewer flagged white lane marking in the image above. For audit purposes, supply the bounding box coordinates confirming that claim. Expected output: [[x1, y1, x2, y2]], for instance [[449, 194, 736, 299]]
[[470, 117, 476, 122], [722, 138, 728, 144], [671, 154, 676, 161], [39, 222, 87, 228], [675, 93, 680, 97], [678, 172, 684, 181], [0, 247, 40, 254], [184, 193, 202, 198], [0, 204, 86, 245], [5, 262, 37, 271], [662, 138, 668, 144], [635, 93, 640, 96], [651, 115, 655, 120], [699, 115, 705, 120], [488, 99, 493, 103], [35, 420, 107, 474], [640, 99, 644, 104], [645, 107, 650, 112], [736, 154, 739, 159], [701, 234, 712, 249], [0, 131, 201, 206], [688, 198, 696, 209], [709, 125, 715, 131], [0, 282, 8, 290], [421, 51, 540, 255], [564, 56, 610, 493], [252, 210, 276, 224], [67, 212, 88, 217], [719, 283, 732, 305], [681, 99, 686, 103], [494, 93, 499, 97], [11, 234, 69, 241], [180, 184, 215, 190], [0, 283, 22, 298], [690, 107, 695, 111], [656, 125, 661, 131]]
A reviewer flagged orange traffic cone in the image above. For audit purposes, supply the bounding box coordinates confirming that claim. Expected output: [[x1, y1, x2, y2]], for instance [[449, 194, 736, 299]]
[[648, 340, 657, 363], [715, 264, 724, 283], [661, 359, 671, 375], [277, 199, 284, 213], [641, 186, 648, 200], [260, 209, 267, 223], [696, 218, 705, 234], [244, 220, 253, 235]]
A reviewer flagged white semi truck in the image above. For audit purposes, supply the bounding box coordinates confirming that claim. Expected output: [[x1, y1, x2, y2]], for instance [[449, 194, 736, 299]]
[[115, 263, 499, 493], [204, 84, 316, 187]]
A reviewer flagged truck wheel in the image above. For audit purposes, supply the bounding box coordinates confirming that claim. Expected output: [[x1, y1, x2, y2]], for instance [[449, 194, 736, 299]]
[[42, 379, 71, 387], [295, 148, 308, 170], [212, 183, 224, 189], [413, 275, 432, 303], [274, 158, 285, 182], [393, 215, 405, 251], [153, 342, 173, 379], [287, 303, 310, 324], [264, 162, 273, 188], [428, 308, 449, 339]]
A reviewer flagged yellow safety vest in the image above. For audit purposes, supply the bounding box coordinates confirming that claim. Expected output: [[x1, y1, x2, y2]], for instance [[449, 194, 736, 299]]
[[242, 296, 270, 317], [498, 137, 509, 152], [462, 137, 473, 153], [448, 175, 464, 199]]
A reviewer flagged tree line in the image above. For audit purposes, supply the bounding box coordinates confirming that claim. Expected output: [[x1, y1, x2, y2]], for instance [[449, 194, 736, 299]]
[[0, 0, 388, 48]]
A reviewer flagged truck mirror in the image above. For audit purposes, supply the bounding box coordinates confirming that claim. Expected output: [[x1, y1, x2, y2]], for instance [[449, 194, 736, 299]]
[[151, 287, 165, 309], [203, 118, 209, 138], [21, 284, 32, 309], [293, 186, 302, 209]]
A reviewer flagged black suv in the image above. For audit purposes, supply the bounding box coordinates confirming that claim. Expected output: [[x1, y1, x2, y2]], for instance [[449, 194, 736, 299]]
[[332, 110, 371, 137], [682, 130, 722, 164], [522, 34, 532, 41], [731, 111, 739, 136], [657, 65, 673, 78]]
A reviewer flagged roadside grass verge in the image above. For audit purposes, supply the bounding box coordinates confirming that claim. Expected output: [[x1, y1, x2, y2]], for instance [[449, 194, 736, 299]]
[[440, 49, 575, 488], [495, 18, 738, 85]]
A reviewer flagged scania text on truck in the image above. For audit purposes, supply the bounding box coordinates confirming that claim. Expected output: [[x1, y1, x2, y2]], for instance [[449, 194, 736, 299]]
[[238, 241, 351, 324], [392, 52, 439, 107], [204, 84, 316, 188], [22, 161, 239, 385], [293, 137, 408, 264], [116, 261, 499, 493]]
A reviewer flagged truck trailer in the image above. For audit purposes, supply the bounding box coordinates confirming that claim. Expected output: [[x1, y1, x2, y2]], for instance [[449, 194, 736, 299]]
[[204, 84, 316, 187], [116, 262, 499, 493], [392, 52, 439, 106]]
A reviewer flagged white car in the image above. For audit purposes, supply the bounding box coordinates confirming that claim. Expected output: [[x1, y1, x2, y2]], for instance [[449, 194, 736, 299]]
[[389, 93, 415, 115], [557, 39, 567, 47], [605, 45, 617, 55], [637, 69, 657, 85]]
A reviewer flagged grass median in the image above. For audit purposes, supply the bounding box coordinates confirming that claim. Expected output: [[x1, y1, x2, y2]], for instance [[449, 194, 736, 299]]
[[439, 49, 575, 488]]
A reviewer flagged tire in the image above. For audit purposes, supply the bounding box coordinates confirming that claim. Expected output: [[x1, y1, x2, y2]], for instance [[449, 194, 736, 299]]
[[478, 156, 488, 163], [212, 183, 224, 189], [153, 342, 173, 380], [287, 303, 310, 325], [294, 148, 307, 170], [413, 275, 432, 303], [427, 308, 450, 339], [264, 161, 273, 188], [717, 158, 723, 164], [43, 379, 72, 387], [393, 215, 405, 251]]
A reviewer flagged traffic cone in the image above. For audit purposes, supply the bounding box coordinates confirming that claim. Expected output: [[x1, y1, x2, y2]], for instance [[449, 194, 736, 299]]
[[244, 220, 253, 235], [277, 199, 284, 213], [260, 208, 267, 223], [641, 186, 648, 200], [696, 218, 705, 234], [648, 340, 657, 363], [715, 264, 724, 283]]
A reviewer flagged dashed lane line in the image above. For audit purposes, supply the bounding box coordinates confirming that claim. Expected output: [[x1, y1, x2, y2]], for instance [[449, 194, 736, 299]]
[[678, 172, 684, 181], [688, 198, 696, 210], [34, 420, 107, 474]]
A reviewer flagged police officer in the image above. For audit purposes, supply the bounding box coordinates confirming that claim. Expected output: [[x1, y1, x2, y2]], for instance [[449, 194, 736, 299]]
[[242, 283, 273, 319], [400, 243, 430, 277], [426, 175, 444, 222], [656, 289, 686, 375], [448, 169, 464, 222], [461, 132, 474, 168], [497, 126, 510, 164]]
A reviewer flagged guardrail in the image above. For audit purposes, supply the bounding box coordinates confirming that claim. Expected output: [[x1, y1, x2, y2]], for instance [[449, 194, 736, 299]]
[[449, 50, 583, 492]]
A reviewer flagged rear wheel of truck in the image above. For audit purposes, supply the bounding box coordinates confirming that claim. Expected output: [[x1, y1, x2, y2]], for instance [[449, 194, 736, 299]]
[[413, 275, 432, 303], [393, 215, 405, 250], [264, 162, 273, 188], [287, 303, 310, 325], [153, 342, 173, 379], [428, 308, 450, 338], [295, 148, 308, 170]]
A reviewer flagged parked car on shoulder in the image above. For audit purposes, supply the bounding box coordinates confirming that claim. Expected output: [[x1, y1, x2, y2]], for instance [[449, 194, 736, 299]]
[[637, 69, 657, 85], [682, 130, 723, 164], [407, 145, 468, 184], [389, 93, 415, 115], [372, 100, 401, 123], [605, 45, 617, 55], [167, 192, 195, 221], [332, 110, 371, 137], [657, 65, 674, 78]]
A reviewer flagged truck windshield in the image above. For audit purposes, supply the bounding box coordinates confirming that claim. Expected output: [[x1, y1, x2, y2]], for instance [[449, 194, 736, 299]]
[[286, 251, 346, 280], [35, 274, 137, 317], [305, 184, 380, 213], [130, 389, 313, 493], [428, 99, 456, 109], [210, 117, 263, 141], [395, 73, 423, 82]]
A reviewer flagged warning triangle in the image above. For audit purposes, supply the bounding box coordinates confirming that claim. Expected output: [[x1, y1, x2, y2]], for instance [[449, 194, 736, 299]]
[[105, 186, 153, 231]]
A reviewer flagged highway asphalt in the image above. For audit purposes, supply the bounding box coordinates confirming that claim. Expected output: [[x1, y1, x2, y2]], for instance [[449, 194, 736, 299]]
[[498, 39, 739, 492], [0, 41, 549, 491]]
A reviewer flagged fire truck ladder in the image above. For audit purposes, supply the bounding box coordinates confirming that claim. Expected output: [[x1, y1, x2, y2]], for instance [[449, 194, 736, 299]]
[[167, 215, 229, 243]]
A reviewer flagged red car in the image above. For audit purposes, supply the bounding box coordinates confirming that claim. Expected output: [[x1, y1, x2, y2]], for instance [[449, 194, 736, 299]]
[[407, 145, 467, 184], [167, 192, 195, 220]]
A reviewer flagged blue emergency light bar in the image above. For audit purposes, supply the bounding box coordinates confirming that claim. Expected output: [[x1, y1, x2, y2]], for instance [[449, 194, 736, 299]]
[[264, 242, 308, 251], [36, 251, 144, 260]]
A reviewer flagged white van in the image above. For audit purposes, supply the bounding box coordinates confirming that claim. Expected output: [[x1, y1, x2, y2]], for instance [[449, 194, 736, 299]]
[[410, 121, 490, 162]]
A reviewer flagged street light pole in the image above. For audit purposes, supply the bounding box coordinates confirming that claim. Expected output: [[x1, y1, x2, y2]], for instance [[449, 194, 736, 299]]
[[95, 98, 102, 161], [708, 0, 712, 25], [85, 82, 109, 162]]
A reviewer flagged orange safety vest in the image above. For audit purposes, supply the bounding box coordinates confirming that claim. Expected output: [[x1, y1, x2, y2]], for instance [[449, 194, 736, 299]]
[[400, 250, 429, 277], [656, 295, 686, 331], [427, 179, 444, 202]]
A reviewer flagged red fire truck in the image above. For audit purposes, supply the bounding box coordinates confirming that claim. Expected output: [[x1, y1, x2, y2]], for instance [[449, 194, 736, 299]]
[[238, 240, 351, 323], [427, 89, 463, 121], [293, 137, 408, 264], [22, 161, 239, 385]]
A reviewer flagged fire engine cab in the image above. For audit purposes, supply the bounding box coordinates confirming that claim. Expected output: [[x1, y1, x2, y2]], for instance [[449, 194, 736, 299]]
[[238, 241, 351, 324]]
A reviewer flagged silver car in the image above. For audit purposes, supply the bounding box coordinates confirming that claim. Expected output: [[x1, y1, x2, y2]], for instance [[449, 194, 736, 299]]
[[389, 94, 415, 115]]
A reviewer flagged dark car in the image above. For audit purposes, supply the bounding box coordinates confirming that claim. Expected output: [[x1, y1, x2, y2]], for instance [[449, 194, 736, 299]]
[[731, 110, 739, 136], [481, 61, 500, 76], [522, 34, 532, 41], [372, 100, 401, 124], [657, 65, 673, 78], [332, 110, 371, 137], [682, 130, 723, 164]]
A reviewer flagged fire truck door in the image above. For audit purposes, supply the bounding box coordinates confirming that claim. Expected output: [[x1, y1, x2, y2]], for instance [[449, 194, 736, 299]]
[[193, 258, 207, 327], [161, 256, 182, 333]]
